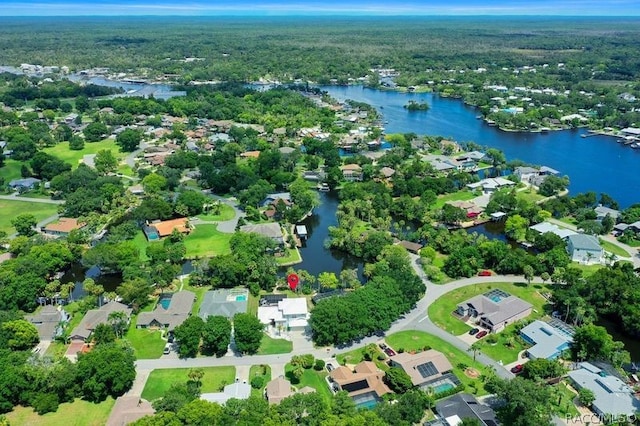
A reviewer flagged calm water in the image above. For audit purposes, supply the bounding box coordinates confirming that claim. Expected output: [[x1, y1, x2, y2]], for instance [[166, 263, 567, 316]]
[[296, 191, 364, 279], [322, 85, 640, 208]]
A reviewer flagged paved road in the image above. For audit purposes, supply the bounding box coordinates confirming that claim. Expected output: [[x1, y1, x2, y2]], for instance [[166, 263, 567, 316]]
[[124, 142, 148, 168], [0, 194, 64, 205], [135, 264, 538, 381], [192, 193, 246, 233]]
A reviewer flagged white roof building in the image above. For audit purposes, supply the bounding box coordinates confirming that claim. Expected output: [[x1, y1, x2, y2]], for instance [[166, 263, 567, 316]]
[[258, 297, 309, 329]]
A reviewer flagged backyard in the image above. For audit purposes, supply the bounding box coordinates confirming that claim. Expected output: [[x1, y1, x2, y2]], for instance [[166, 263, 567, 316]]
[[428, 282, 550, 335], [5, 398, 115, 426], [249, 364, 272, 398], [183, 224, 232, 258], [0, 199, 59, 234], [141, 366, 236, 402], [385, 331, 489, 396]]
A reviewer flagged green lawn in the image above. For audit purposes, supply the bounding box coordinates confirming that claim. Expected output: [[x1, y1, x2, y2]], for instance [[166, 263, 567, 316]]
[[6, 398, 115, 426], [284, 364, 332, 403], [336, 345, 388, 371], [249, 364, 272, 397], [181, 282, 209, 315], [475, 324, 530, 364], [0, 159, 25, 183], [183, 224, 232, 258], [0, 199, 59, 234], [276, 248, 302, 266], [572, 263, 605, 277], [247, 293, 260, 316], [385, 331, 487, 395], [428, 282, 549, 335], [197, 204, 235, 222], [132, 231, 151, 261], [432, 191, 475, 209], [142, 366, 236, 402], [515, 189, 546, 204], [43, 139, 124, 168], [552, 381, 580, 419], [599, 239, 631, 258], [257, 334, 293, 355], [125, 326, 166, 360]]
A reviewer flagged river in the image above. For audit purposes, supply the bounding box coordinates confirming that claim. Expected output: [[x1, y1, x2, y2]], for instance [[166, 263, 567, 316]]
[[321, 85, 640, 209]]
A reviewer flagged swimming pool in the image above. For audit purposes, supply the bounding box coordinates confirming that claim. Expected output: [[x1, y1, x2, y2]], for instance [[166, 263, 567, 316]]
[[354, 398, 378, 410], [433, 382, 455, 393], [159, 295, 172, 309], [236, 295, 247, 302]]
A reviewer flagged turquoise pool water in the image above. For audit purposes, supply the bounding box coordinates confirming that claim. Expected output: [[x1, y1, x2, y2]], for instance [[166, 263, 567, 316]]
[[159, 296, 172, 309], [433, 382, 455, 393], [236, 295, 247, 301], [355, 399, 378, 410]]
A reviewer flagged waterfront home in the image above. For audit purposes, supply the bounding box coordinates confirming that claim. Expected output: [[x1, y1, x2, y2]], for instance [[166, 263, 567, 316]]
[[594, 205, 621, 222], [456, 289, 532, 333], [397, 240, 423, 254], [340, 164, 364, 182], [389, 350, 455, 389], [42, 217, 86, 237], [329, 361, 391, 407], [261, 192, 292, 208], [137, 290, 195, 331], [566, 234, 603, 264], [198, 288, 248, 320], [529, 222, 577, 239], [258, 297, 309, 330], [69, 301, 132, 342], [520, 319, 573, 360], [434, 393, 500, 426], [568, 363, 640, 419], [144, 218, 191, 241], [239, 222, 285, 245], [26, 305, 69, 341], [466, 177, 515, 195]]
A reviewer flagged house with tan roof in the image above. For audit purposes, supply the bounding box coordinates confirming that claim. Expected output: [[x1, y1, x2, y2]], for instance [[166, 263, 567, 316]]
[[41, 217, 86, 237], [264, 376, 316, 405], [389, 350, 454, 389], [340, 163, 363, 182], [329, 361, 391, 407], [240, 150, 261, 159], [69, 301, 132, 342], [144, 218, 191, 240]]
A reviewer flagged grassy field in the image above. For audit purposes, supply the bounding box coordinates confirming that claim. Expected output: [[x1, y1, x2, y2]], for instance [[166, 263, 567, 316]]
[[183, 224, 232, 258], [284, 364, 332, 403], [247, 293, 260, 316], [142, 366, 236, 402], [432, 191, 475, 209], [249, 364, 272, 397], [197, 204, 235, 222], [385, 331, 487, 395], [132, 231, 151, 261], [257, 334, 293, 355], [0, 159, 24, 183], [515, 189, 546, 204], [6, 398, 115, 426], [43, 139, 124, 168], [428, 282, 550, 335], [0, 199, 59, 234], [599, 239, 631, 258], [336, 345, 388, 371], [126, 327, 166, 360], [276, 248, 302, 266]]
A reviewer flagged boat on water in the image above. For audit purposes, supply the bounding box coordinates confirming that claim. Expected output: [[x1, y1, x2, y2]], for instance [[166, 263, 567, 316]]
[[317, 183, 330, 192], [541, 127, 551, 133], [630, 143, 640, 149], [486, 119, 496, 126]]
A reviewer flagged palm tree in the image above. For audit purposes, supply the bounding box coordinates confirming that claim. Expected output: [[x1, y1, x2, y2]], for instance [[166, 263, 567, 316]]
[[108, 311, 128, 339]]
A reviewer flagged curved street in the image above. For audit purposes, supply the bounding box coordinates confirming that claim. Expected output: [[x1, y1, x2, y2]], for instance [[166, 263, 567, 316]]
[[134, 259, 545, 394]]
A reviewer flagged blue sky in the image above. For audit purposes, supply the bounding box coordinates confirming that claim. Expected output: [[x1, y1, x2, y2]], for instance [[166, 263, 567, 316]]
[[1, 0, 639, 16]]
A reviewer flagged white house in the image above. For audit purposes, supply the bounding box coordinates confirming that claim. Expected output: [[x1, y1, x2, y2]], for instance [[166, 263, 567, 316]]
[[566, 234, 603, 264], [258, 297, 309, 330]]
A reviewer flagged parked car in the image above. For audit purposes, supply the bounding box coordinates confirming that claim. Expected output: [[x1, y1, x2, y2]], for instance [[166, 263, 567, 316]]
[[379, 343, 388, 350], [163, 345, 171, 355], [475, 330, 488, 339], [478, 270, 492, 276], [326, 363, 335, 372], [384, 348, 396, 357], [469, 328, 480, 335], [511, 364, 524, 374]]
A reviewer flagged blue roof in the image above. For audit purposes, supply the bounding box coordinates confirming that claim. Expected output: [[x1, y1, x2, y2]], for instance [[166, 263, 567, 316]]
[[520, 320, 573, 359]]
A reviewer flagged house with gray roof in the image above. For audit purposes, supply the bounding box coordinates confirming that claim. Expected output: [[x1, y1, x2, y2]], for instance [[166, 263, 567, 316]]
[[201, 382, 251, 405], [530, 221, 577, 239], [568, 362, 640, 418], [26, 305, 69, 341], [594, 205, 621, 222], [433, 393, 499, 426], [9, 177, 41, 191], [199, 288, 248, 319], [389, 350, 454, 389], [137, 290, 195, 331], [239, 222, 284, 245], [456, 289, 532, 333], [69, 301, 132, 342], [520, 319, 573, 360], [566, 234, 603, 264], [466, 177, 515, 195]]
